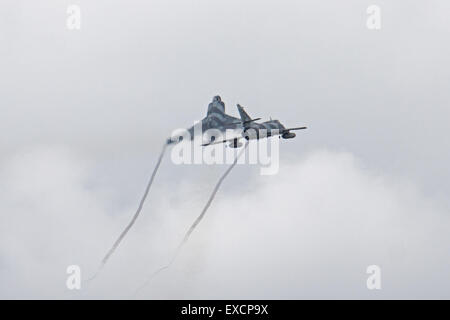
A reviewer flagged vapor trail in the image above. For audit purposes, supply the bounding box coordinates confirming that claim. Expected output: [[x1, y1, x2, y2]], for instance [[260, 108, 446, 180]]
[[179, 141, 249, 247], [91, 142, 167, 279], [135, 142, 249, 295]]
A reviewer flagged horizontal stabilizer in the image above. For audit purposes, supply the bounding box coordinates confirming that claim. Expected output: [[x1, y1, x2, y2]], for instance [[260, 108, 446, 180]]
[[231, 118, 261, 126]]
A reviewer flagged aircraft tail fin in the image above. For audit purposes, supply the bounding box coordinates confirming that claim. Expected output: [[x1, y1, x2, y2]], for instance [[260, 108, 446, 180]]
[[235, 104, 261, 127], [207, 96, 226, 116], [237, 104, 252, 123]]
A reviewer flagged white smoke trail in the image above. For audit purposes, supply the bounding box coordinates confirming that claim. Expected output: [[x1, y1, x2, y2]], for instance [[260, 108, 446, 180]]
[[89, 142, 168, 280], [135, 142, 249, 295]]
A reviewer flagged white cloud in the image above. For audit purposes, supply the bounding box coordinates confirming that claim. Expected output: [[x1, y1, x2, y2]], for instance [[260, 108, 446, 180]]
[[0, 146, 448, 299], [1, 0, 449, 299]]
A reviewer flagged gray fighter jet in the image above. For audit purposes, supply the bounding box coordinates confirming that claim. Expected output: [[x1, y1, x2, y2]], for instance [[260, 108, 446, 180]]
[[166, 95, 247, 145], [202, 104, 307, 148]]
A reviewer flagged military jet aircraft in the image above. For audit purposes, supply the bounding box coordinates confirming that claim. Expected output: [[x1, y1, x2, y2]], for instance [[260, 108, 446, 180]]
[[166, 96, 248, 145], [202, 104, 307, 148]]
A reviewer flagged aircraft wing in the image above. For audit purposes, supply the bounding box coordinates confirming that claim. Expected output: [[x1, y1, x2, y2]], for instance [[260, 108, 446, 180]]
[[283, 126, 307, 132], [201, 136, 243, 147]]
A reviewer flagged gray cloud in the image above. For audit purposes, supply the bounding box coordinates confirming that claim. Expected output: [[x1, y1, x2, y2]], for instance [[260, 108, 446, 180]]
[[1, 0, 449, 298], [0, 146, 449, 299]]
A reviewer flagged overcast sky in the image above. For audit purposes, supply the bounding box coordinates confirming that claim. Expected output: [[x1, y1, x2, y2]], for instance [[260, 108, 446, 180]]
[[1, 0, 449, 299]]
